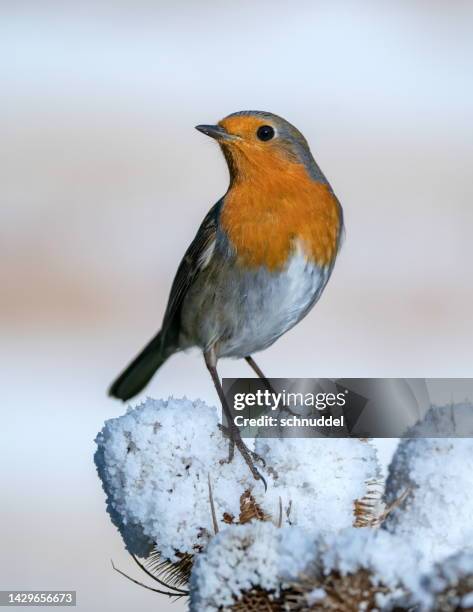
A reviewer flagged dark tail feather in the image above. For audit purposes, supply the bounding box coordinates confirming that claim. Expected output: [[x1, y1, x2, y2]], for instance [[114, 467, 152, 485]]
[[109, 331, 169, 401]]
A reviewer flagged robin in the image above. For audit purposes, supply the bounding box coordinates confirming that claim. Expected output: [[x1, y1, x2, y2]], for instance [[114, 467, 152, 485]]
[[109, 111, 344, 485]]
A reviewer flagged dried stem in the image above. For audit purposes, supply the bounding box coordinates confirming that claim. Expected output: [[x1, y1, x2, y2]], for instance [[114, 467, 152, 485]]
[[208, 474, 219, 535], [131, 554, 189, 596], [110, 559, 187, 598]]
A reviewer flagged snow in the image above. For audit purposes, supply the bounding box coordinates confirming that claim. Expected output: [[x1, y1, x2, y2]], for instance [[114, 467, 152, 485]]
[[96, 397, 381, 561], [189, 522, 316, 611], [306, 587, 326, 604], [190, 525, 424, 611], [384, 403, 473, 568], [95, 397, 254, 561], [318, 527, 421, 597], [462, 592, 473, 608], [254, 437, 381, 533], [417, 551, 473, 610], [95, 397, 473, 610]]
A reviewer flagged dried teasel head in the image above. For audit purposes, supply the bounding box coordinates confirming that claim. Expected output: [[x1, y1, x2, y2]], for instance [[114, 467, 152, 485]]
[[354, 480, 411, 529], [144, 549, 193, 589], [353, 478, 385, 528], [239, 490, 272, 524], [228, 570, 397, 611], [282, 569, 393, 611], [423, 552, 473, 612], [433, 574, 473, 611], [116, 484, 275, 600], [228, 588, 282, 611]]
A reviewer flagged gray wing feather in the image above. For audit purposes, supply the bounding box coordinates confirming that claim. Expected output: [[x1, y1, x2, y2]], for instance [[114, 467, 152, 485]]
[[160, 200, 221, 347]]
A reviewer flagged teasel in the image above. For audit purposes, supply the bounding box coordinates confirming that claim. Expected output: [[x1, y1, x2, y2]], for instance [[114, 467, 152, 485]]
[[227, 588, 283, 611], [111, 477, 274, 599], [279, 569, 393, 611], [226, 567, 395, 611], [353, 478, 386, 528], [111, 475, 399, 607]]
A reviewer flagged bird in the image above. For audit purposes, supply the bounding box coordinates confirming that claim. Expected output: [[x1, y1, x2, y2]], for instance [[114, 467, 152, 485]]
[[109, 110, 344, 484]]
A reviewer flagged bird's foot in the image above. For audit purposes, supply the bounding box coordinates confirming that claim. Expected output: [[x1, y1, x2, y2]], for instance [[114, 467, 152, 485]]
[[237, 443, 267, 491], [218, 436, 235, 464], [218, 423, 236, 463], [219, 423, 267, 490], [249, 449, 266, 468]]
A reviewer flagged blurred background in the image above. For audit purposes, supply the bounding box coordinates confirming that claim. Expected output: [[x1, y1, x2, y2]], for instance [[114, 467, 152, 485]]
[[1, 1, 472, 610]]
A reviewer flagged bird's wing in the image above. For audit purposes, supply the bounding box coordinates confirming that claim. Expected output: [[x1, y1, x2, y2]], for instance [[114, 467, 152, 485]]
[[160, 200, 222, 346]]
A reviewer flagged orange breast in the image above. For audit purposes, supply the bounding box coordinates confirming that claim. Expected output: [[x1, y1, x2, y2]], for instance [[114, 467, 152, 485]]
[[220, 152, 342, 271]]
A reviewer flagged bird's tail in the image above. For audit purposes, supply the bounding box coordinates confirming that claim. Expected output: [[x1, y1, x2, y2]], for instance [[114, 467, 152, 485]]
[[108, 331, 170, 401]]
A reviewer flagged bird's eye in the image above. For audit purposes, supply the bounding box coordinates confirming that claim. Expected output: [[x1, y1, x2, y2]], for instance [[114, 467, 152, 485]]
[[256, 125, 275, 141]]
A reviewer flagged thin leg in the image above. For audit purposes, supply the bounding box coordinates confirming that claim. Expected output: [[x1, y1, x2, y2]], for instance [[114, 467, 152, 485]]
[[245, 355, 268, 380], [205, 353, 235, 462], [245, 355, 276, 397], [204, 349, 266, 489], [246, 355, 297, 419]]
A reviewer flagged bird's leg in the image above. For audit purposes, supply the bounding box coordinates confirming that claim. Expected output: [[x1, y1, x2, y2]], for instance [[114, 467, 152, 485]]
[[245, 354, 298, 422], [245, 355, 268, 381], [204, 350, 266, 489], [217, 423, 235, 460], [242, 355, 273, 467], [245, 355, 275, 393]]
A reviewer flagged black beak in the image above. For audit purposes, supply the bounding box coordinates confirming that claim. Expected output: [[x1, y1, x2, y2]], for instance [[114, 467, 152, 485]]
[[195, 124, 234, 142]]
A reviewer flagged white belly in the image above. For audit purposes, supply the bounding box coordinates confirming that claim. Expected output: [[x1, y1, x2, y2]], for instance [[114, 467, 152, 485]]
[[216, 251, 329, 358], [181, 247, 331, 358]]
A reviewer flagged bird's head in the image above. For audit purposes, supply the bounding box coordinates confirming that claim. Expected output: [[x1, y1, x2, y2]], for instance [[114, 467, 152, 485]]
[[196, 111, 326, 183]]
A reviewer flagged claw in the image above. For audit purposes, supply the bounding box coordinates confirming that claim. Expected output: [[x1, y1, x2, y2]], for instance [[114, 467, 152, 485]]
[[243, 457, 268, 492], [219, 430, 235, 464], [227, 437, 235, 462], [254, 469, 268, 492], [218, 422, 268, 490], [218, 423, 230, 436], [250, 451, 266, 468]]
